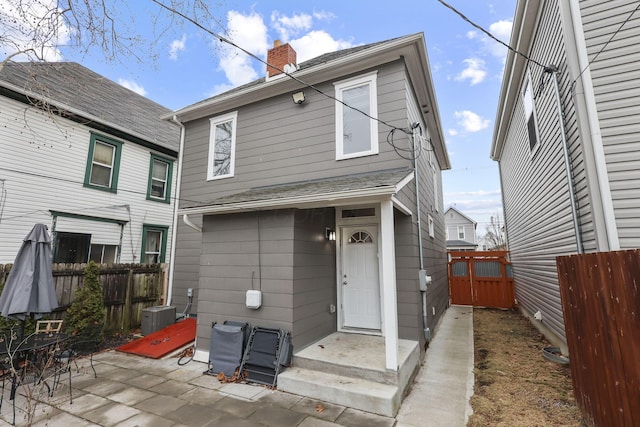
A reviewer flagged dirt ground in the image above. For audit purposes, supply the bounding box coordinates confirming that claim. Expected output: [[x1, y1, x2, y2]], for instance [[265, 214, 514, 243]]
[[467, 308, 587, 427]]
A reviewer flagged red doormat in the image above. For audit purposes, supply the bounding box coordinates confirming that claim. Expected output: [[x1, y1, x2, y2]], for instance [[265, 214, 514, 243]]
[[116, 318, 196, 359]]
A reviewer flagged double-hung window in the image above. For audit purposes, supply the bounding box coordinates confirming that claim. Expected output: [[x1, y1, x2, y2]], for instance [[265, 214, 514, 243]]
[[141, 224, 168, 264], [208, 111, 237, 180], [334, 72, 379, 159], [84, 133, 122, 192], [522, 72, 540, 152], [458, 225, 465, 240], [147, 154, 174, 203]]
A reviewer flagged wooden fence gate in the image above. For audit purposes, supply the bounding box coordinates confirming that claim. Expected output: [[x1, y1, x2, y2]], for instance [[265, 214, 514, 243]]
[[448, 251, 514, 308]]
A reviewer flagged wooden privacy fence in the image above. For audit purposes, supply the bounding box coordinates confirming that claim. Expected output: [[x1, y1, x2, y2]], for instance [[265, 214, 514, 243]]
[[557, 250, 640, 427], [0, 263, 166, 333], [448, 251, 514, 308]]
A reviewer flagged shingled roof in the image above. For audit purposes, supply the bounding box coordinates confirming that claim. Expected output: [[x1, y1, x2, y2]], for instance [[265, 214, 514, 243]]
[[181, 168, 413, 212], [0, 62, 179, 153]]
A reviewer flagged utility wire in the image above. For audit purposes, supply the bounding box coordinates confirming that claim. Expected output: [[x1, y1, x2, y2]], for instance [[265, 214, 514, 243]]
[[0, 166, 204, 206], [435, 0, 546, 70], [151, 0, 411, 135], [572, 2, 640, 87]]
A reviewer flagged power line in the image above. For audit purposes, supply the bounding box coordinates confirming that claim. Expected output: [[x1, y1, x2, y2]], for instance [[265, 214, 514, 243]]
[[151, 0, 412, 136], [435, 0, 546, 70], [572, 2, 640, 87], [0, 166, 203, 206]]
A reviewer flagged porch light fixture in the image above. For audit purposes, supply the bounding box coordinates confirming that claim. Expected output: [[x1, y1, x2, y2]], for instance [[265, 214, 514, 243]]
[[292, 91, 305, 105], [325, 228, 336, 241]]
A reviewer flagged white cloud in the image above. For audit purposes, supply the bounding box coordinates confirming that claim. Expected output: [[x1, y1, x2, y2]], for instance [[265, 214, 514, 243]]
[[0, 0, 72, 62], [448, 129, 459, 137], [486, 20, 512, 59], [271, 11, 313, 42], [169, 34, 186, 60], [118, 78, 147, 96], [454, 110, 490, 133], [208, 10, 351, 95], [446, 189, 502, 198], [213, 10, 269, 91], [455, 58, 487, 85], [290, 30, 354, 63], [466, 31, 477, 40]]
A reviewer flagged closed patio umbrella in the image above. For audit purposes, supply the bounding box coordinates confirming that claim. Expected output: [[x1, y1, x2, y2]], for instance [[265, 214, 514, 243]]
[[0, 224, 59, 325]]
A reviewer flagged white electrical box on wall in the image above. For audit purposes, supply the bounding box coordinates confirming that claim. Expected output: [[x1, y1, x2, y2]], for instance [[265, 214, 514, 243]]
[[246, 290, 262, 309]]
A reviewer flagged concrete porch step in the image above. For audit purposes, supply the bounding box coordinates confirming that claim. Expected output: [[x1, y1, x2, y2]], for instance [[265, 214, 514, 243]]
[[277, 366, 401, 417]]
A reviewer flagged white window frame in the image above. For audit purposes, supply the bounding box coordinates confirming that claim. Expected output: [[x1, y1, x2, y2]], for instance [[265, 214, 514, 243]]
[[208, 111, 238, 180], [334, 72, 379, 160], [428, 214, 435, 238], [457, 225, 465, 240], [522, 72, 540, 154]]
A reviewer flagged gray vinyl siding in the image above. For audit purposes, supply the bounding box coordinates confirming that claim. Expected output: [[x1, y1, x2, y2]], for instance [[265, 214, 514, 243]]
[[195, 208, 336, 352], [171, 217, 202, 315], [196, 211, 295, 353], [499, 1, 593, 344], [292, 208, 337, 349], [393, 82, 448, 347], [178, 61, 410, 205], [580, 0, 640, 248]]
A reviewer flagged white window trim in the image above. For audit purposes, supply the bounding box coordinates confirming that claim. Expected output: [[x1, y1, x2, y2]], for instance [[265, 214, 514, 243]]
[[334, 71, 379, 160], [428, 214, 435, 238], [457, 225, 465, 240], [208, 111, 238, 180], [523, 72, 541, 155]]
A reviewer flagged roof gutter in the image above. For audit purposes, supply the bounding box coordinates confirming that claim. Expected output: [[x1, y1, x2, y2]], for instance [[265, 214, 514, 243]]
[[179, 184, 407, 216], [491, 0, 538, 160]]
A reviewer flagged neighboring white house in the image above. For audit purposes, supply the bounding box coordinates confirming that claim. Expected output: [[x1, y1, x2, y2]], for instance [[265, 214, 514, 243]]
[[444, 206, 477, 251], [0, 62, 180, 265], [491, 0, 640, 353]]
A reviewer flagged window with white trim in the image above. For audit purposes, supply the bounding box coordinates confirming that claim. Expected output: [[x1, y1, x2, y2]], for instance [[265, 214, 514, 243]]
[[523, 73, 540, 151], [457, 225, 465, 240], [334, 72, 379, 159], [208, 111, 237, 180], [428, 214, 435, 238]]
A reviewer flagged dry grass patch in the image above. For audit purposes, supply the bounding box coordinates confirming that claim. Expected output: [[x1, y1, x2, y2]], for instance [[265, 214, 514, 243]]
[[468, 308, 587, 427]]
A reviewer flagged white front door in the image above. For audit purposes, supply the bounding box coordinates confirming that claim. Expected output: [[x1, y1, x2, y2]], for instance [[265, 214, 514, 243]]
[[341, 225, 381, 330]]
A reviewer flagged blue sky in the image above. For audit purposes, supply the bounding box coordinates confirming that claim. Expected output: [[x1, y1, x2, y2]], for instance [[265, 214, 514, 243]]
[[4, 0, 516, 233]]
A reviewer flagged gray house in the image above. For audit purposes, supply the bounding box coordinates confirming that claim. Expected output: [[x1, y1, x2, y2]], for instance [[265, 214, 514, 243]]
[[491, 0, 639, 353], [167, 33, 450, 415], [444, 206, 478, 251]]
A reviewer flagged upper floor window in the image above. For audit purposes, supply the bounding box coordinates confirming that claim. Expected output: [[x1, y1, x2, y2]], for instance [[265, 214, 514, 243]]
[[147, 154, 174, 203], [84, 133, 122, 192], [208, 111, 237, 180], [334, 72, 379, 160], [522, 73, 539, 152], [141, 224, 168, 263], [457, 225, 465, 240], [428, 214, 435, 238]]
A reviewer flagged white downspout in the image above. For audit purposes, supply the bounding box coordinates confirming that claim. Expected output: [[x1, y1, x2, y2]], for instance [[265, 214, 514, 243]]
[[166, 115, 186, 306], [183, 214, 202, 232], [565, 0, 619, 250]]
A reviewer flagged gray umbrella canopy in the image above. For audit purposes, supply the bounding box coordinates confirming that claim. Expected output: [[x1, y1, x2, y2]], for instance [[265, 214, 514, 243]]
[[0, 224, 59, 320]]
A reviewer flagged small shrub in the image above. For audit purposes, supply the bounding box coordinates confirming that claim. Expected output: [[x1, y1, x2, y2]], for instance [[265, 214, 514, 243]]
[[65, 261, 106, 344]]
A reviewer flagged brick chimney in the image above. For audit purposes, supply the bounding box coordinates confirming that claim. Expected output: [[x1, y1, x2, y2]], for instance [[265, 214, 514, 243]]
[[266, 40, 297, 78]]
